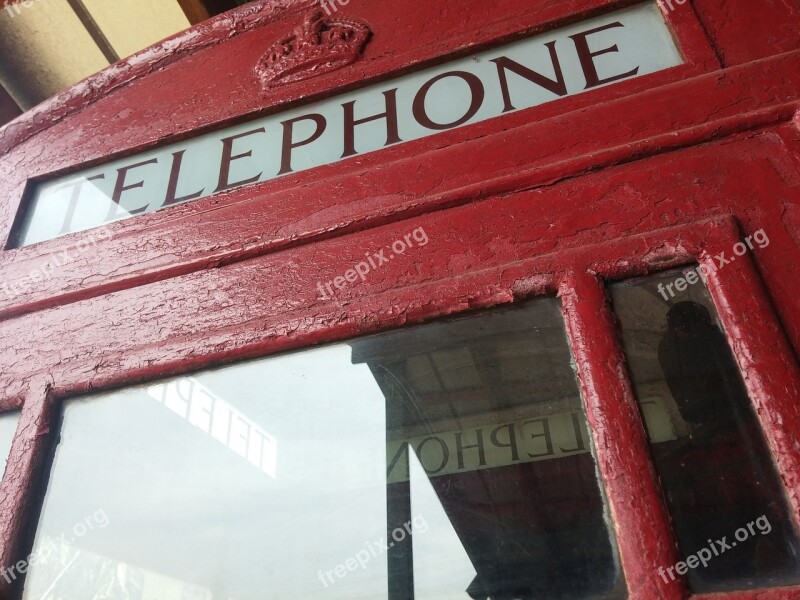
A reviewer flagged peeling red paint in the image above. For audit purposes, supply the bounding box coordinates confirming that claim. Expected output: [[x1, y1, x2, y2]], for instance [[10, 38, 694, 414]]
[[1, 0, 800, 598]]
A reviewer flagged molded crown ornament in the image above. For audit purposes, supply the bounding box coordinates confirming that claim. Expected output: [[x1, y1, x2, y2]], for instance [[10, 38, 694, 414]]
[[255, 9, 371, 89]]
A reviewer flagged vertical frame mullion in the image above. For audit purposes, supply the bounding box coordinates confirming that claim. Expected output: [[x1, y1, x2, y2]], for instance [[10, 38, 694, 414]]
[[0, 380, 56, 599], [699, 249, 800, 528], [560, 271, 685, 600]]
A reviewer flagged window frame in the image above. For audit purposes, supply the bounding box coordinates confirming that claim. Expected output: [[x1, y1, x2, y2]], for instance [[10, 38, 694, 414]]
[[562, 216, 800, 599], [2, 214, 799, 599]]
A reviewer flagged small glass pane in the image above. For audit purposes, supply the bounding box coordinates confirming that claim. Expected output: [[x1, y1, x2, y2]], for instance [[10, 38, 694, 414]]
[[0, 411, 19, 474], [610, 268, 800, 593], [21, 299, 624, 599]]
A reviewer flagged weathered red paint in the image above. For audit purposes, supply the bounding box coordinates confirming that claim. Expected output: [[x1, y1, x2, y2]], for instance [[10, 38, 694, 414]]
[[562, 272, 684, 599], [1, 0, 800, 598]]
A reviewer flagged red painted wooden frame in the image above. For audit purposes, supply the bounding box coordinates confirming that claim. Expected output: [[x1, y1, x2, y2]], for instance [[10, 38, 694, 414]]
[[3, 211, 800, 600], [1, 0, 800, 599]]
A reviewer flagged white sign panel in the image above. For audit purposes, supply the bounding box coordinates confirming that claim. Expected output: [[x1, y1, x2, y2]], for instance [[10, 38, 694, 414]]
[[17, 2, 681, 246]]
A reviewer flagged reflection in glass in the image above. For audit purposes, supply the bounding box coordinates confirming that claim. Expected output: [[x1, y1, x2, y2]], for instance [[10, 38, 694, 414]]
[[0, 411, 19, 474], [351, 299, 625, 599], [610, 268, 800, 593], [23, 346, 390, 600], [22, 298, 623, 599]]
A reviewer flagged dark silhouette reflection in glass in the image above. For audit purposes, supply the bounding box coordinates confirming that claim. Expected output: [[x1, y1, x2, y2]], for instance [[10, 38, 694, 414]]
[[611, 274, 800, 593]]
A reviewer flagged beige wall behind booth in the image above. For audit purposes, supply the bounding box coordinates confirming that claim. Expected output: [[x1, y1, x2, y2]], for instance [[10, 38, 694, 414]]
[[80, 0, 191, 60], [0, 0, 106, 110], [0, 0, 191, 110]]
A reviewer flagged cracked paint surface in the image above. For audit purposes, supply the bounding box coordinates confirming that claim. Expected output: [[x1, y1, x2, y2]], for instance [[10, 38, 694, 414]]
[[0, 0, 800, 599]]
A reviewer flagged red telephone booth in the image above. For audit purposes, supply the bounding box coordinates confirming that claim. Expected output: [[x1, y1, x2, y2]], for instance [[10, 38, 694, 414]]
[[1, 0, 800, 598]]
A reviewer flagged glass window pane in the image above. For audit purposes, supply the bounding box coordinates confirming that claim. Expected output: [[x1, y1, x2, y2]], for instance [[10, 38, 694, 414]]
[[22, 347, 390, 600], [0, 411, 19, 474], [351, 298, 625, 600], [21, 298, 624, 599], [610, 268, 800, 593]]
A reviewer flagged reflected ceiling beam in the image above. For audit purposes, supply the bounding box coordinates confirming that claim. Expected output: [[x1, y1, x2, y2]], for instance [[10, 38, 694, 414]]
[[177, 0, 212, 25], [64, 0, 119, 63], [0, 83, 21, 127]]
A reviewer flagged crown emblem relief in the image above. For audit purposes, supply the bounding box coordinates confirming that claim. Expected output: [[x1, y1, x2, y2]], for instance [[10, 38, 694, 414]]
[[255, 9, 372, 89]]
